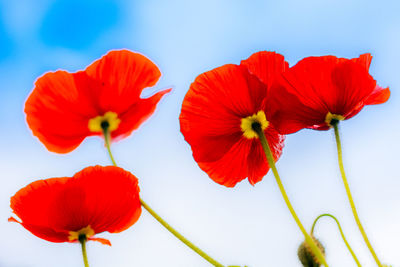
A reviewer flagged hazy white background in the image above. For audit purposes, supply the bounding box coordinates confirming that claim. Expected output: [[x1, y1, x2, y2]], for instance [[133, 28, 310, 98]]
[[0, 0, 399, 266]]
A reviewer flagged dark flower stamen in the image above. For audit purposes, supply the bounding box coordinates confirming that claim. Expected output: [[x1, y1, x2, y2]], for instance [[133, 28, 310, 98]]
[[330, 118, 339, 126], [101, 120, 110, 131], [78, 234, 87, 243], [251, 121, 262, 132]]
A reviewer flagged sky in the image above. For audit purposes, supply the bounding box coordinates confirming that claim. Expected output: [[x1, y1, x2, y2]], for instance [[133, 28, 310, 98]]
[[0, 0, 399, 266]]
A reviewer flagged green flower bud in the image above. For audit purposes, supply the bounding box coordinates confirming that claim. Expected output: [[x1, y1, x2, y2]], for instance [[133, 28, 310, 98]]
[[297, 236, 326, 267]]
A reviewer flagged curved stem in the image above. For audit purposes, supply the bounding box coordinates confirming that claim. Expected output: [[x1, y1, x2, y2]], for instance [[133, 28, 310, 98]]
[[79, 236, 90, 267], [103, 130, 225, 267], [254, 126, 328, 266], [333, 124, 382, 266], [140, 198, 225, 267], [311, 213, 362, 267]]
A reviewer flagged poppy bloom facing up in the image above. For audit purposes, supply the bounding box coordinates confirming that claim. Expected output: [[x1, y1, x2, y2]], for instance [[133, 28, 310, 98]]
[[266, 53, 390, 134], [9, 165, 141, 245], [25, 49, 171, 153], [179, 52, 287, 187]]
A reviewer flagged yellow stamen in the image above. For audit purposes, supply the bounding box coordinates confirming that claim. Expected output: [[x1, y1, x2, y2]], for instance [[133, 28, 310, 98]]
[[69, 226, 95, 241], [88, 111, 121, 132], [325, 112, 344, 127], [240, 110, 269, 139]]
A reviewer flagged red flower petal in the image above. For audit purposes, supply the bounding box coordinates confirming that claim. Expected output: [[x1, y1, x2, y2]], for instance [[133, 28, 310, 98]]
[[330, 60, 377, 115], [10, 177, 71, 242], [25, 71, 96, 153], [198, 126, 284, 187], [89, 237, 111, 246], [364, 85, 390, 105], [247, 126, 284, 185], [9, 218, 70, 243], [267, 74, 328, 134], [25, 50, 169, 153], [350, 53, 372, 70], [10, 166, 141, 244], [197, 139, 252, 187], [180, 62, 285, 186], [180, 64, 268, 162], [240, 51, 289, 87], [84, 50, 162, 113], [112, 88, 172, 140], [267, 54, 389, 134]]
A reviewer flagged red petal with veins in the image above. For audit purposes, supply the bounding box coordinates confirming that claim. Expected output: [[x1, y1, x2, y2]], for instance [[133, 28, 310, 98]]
[[240, 51, 289, 88], [10, 166, 141, 244], [267, 54, 389, 134], [25, 50, 170, 153], [180, 58, 285, 187], [85, 50, 162, 113]]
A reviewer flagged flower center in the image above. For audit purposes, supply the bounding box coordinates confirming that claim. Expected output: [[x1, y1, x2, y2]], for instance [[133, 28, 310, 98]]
[[325, 112, 344, 127], [88, 111, 121, 133], [240, 111, 269, 139], [68, 225, 95, 242]]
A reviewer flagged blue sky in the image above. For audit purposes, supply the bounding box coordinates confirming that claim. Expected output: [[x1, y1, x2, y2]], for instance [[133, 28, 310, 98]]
[[0, 0, 399, 266]]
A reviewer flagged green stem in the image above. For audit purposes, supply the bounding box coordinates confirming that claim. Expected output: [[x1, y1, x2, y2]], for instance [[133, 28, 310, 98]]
[[254, 125, 328, 266], [79, 236, 90, 267], [103, 129, 117, 166], [311, 213, 362, 267], [140, 198, 225, 267], [333, 123, 382, 266], [103, 130, 225, 267]]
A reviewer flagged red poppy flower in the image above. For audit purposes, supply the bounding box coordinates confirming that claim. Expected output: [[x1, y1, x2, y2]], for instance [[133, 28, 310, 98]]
[[179, 52, 287, 187], [9, 165, 141, 245], [266, 53, 390, 134], [25, 49, 171, 153]]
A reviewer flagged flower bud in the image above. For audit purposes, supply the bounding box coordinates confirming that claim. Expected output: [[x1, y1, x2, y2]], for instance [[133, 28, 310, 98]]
[[297, 236, 325, 267]]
